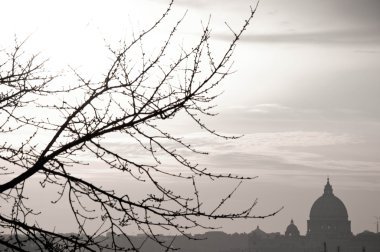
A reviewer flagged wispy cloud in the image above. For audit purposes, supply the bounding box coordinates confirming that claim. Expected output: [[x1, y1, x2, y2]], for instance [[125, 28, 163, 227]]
[[213, 29, 380, 45], [187, 131, 380, 189]]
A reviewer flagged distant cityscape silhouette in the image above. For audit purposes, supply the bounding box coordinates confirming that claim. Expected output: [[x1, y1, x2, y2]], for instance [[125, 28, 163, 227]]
[[133, 179, 380, 251], [1, 179, 379, 251], [248, 178, 379, 252], [93, 179, 380, 251]]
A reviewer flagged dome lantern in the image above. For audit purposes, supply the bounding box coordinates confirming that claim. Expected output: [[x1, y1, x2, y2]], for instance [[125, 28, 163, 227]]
[[324, 177, 333, 195]]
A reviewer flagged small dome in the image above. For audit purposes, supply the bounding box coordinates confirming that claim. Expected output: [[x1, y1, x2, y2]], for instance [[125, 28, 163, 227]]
[[250, 226, 267, 238], [309, 178, 348, 220], [285, 219, 300, 237]]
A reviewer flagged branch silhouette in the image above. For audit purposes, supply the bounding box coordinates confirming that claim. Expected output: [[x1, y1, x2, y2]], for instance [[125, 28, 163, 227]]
[[0, 1, 279, 251]]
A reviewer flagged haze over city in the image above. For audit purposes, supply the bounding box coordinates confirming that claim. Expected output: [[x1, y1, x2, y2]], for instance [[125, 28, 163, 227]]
[[1, 0, 379, 241]]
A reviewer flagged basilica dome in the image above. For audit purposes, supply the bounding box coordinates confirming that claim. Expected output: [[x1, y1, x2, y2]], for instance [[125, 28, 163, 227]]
[[307, 178, 352, 238], [309, 179, 348, 220]]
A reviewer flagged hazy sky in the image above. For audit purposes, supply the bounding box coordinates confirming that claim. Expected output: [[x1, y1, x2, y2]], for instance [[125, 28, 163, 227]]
[[1, 0, 379, 235]]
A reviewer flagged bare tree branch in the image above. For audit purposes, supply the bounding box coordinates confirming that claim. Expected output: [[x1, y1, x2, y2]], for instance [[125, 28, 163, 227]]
[[0, 1, 279, 251]]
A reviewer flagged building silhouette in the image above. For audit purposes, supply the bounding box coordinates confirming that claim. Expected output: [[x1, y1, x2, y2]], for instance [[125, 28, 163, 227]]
[[248, 179, 380, 252], [2, 179, 378, 251], [307, 178, 352, 238]]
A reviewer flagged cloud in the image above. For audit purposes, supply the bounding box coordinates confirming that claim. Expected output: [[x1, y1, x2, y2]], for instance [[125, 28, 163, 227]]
[[162, 0, 380, 45], [223, 104, 378, 123], [190, 131, 380, 189], [247, 104, 292, 114], [213, 29, 380, 45]]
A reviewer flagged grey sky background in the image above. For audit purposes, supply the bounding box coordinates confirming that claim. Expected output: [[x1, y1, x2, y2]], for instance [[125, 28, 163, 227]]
[[1, 0, 379, 235]]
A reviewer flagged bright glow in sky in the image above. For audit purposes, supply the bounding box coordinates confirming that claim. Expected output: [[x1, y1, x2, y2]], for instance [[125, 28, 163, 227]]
[[1, 0, 380, 235]]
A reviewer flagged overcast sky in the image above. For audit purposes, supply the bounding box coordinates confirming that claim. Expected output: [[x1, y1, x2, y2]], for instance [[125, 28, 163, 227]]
[[1, 0, 380, 235]]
